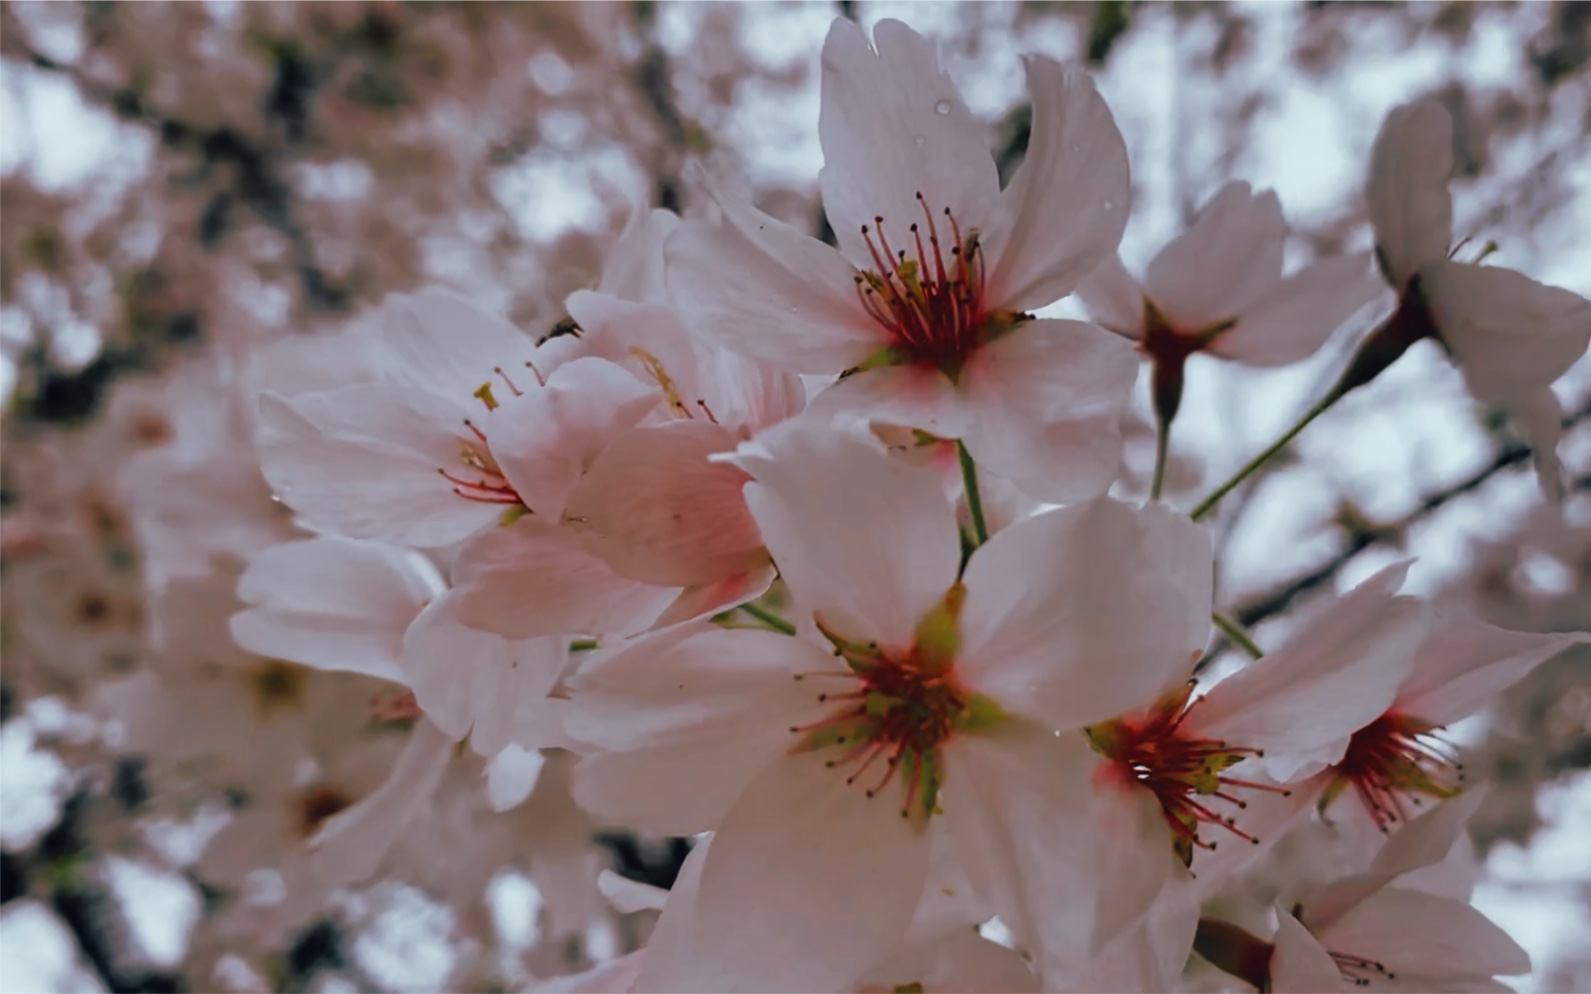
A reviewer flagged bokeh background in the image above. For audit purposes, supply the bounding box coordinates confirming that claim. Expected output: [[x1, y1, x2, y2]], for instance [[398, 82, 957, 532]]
[[1, 2, 1588, 991]]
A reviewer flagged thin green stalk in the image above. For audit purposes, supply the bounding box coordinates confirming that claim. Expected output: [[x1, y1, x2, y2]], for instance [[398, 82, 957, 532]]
[[958, 440, 989, 547], [1150, 415, 1171, 501], [1189, 393, 1337, 522], [1211, 611, 1263, 660], [569, 639, 599, 652], [740, 602, 797, 636]]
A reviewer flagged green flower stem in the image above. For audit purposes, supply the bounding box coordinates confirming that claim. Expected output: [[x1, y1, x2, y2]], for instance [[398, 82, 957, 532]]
[[958, 440, 990, 547], [569, 639, 599, 652], [1189, 393, 1336, 522], [1211, 611, 1263, 660], [740, 602, 797, 636]]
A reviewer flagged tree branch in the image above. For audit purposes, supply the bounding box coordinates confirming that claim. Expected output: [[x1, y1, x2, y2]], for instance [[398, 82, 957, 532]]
[[1231, 403, 1591, 629]]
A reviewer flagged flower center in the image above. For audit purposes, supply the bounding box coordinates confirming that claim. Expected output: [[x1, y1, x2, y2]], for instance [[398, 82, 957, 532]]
[[789, 649, 967, 823], [1324, 711, 1463, 830], [1087, 681, 1285, 866], [439, 366, 532, 516], [853, 192, 999, 377]]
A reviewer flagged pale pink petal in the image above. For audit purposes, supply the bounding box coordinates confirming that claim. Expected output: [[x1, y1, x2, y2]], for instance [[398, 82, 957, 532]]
[[567, 626, 840, 835], [693, 345, 806, 434], [958, 319, 1138, 502], [563, 421, 766, 587], [1075, 253, 1146, 339], [1270, 909, 1346, 994], [1087, 763, 1184, 949], [560, 291, 703, 403], [650, 564, 777, 631], [598, 207, 680, 304], [635, 839, 709, 992], [1066, 899, 1200, 994], [1515, 387, 1570, 501], [452, 518, 676, 639], [1367, 98, 1453, 289], [958, 498, 1212, 730], [806, 364, 978, 440], [486, 356, 659, 519], [306, 718, 455, 887], [1207, 252, 1385, 367], [860, 926, 1039, 994], [380, 289, 537, 400], [817, 18, 1000, 265], [1185, 562, 1429, 780], [401, 591, 568, 755], [940, 722, 1101, 969], [231, 537, 442, 683], [1318, 887, 1530, 981], [982, 58, 1131, 312], [1304, 791, 1487, 930], [1421, 260, 1591, 400], [728, 419, 961, 649], [665, 206, 883, 375], [1396, 614, 1588, 726], [646, 750, 932, 992], [485, 744, 546, 812], [257, 388, 500, 547], [1145, 182, 1287, 332], [1186, 779, 1318, 893]]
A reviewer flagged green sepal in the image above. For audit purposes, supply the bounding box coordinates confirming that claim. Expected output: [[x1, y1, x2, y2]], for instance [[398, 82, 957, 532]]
[[954, 691, 1011, 736]]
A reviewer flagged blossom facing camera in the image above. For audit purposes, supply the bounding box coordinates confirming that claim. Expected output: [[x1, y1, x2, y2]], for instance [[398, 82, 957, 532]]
[[668, 18, 1140, 503]]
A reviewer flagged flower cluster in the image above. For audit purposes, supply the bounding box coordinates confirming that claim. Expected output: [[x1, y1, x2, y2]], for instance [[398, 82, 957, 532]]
[[52, 15, 1585, 993]]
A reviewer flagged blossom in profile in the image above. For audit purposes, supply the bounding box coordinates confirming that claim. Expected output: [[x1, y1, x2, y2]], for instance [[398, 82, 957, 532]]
[[1077, 181, 1380, 468], [1199, 793, 1529, 992], [1362, 96, 1591, 499], [567, 419, 1213, 990], [668, 18, 1138, 502]]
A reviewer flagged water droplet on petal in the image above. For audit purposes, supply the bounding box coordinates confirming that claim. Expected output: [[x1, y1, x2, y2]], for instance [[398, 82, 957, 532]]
[[913, 135, 926, 147], [934, 99, 952, 116]]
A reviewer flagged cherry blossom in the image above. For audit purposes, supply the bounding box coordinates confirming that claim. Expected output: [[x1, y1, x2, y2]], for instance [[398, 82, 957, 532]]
[[566, 419, 1212, 990], [667, 18, 1138, 502], [1364, 96, 1591, 499]]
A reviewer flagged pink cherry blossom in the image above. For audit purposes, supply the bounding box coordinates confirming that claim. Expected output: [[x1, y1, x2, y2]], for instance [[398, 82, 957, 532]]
[[667, 18, 1139, 502], [1079, 182, 1381, 371], [1366, 96, 1591, 498], [566, 419, 1214, 990]]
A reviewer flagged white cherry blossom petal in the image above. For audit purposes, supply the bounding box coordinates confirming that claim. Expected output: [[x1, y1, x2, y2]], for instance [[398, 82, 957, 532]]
[[1317, 887, 1530, 982], [1144, 182, 1286, 332], [563, 421, 767, 588], [381, 288, 536, 399], [306, 717, 455, 888], [567, 626, 840, 835], [728, 419, 961, 649], [958, 498, 1213, 730], [485, 356, 659, 520], [231, 537, 442, 683], [401, 591, 567, 755], [1075, 253, 1147, 339], [485, 744, 546, 812], [1270, 909, 1346, 994], [1207, 252, 1384, 367], [1420, 260, 1591, 401], [860, 926, 1039, 994], [805, 364, 977, 441], [452, 518, 676, 639], [1367, 97, 1454, 289], [982, 57, 1131, 312], [1515, 387, 1571, 500], [940, 722, 1101, 971], [257, 388, 500, 547], [1186, 563, 1431, 780], [817, 18, 1000, 265], [666, 204, 882, 375], [957, 319, 1138, 502], [1087, 763, 1184, 949], [597, 207, 679, 304], [651, 750, 931, 992], [1395, 614, 1589, 726]]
